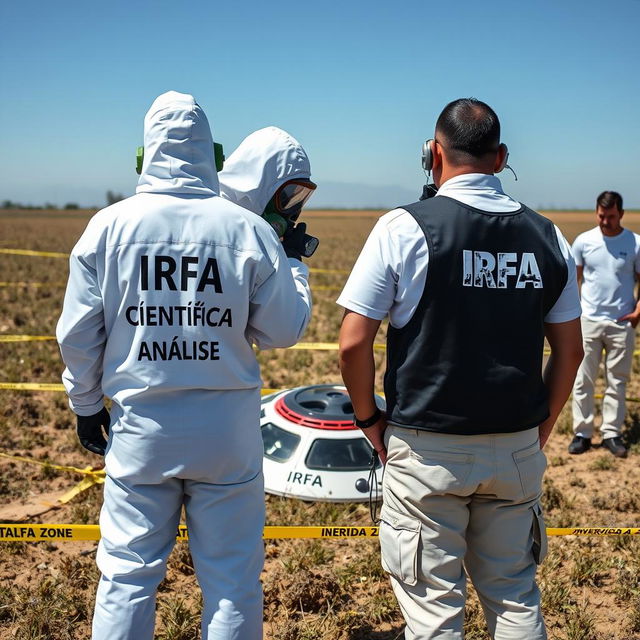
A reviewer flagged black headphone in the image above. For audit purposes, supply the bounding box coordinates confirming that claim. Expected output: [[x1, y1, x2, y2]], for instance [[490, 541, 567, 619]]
[[421, 139, 510, 174]]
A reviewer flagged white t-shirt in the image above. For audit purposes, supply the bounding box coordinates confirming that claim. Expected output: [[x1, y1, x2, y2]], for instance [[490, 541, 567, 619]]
[[572, 227, 640, 321], [337, 173, 581, 328]]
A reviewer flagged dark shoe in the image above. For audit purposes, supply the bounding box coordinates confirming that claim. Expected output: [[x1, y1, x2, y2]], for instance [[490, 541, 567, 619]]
[[568, 436, 592, 454], [601, 437, 627, 458]]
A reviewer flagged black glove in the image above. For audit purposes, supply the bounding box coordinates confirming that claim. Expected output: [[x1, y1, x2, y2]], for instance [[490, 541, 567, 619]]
[[282, 222, 319, 260], [76, 407, 111, 455]]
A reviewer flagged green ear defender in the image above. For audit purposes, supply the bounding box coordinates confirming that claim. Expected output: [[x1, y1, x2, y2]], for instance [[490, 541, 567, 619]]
[[136, 146, 144, 175], [262, 198, 289, 238], [213, 143, 225, 173], [135, 142, 225, 175], [263, 212, 288, 238]]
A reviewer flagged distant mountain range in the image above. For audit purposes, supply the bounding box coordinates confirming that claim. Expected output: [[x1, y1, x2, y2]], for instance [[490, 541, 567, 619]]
[[308, 181, 421, 210]]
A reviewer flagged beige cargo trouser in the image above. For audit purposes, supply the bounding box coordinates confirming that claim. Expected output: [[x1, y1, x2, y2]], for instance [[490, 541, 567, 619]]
[[572, 316, 635, 440], [380, 425, 547, 640]]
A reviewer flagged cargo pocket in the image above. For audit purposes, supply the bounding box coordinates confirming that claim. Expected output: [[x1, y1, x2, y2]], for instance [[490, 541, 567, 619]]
[[409, 449, 474, 494], [531, 502, 548, 565], [512, 441, 546, 501], [379, 504, 421, 586]]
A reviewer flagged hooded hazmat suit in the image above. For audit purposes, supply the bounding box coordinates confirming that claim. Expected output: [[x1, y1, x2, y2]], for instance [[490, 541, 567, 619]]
[[56, 92, 312, 640], [218, 126, 314, 217]]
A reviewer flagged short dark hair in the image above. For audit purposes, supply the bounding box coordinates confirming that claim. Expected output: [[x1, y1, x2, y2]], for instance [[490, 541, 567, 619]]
[[596, 191, 623, 212], [435, 98, 500, 164]]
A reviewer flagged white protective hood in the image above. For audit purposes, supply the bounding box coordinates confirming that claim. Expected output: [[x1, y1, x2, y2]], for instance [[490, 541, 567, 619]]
[[136, 91, 219, 196], [218, 127, 312, 215]]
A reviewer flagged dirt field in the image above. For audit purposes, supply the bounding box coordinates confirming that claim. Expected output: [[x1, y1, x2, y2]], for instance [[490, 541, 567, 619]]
[[0, 208, 639, 639]]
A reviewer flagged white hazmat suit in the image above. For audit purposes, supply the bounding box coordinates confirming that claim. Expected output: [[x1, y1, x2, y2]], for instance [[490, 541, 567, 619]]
[[218, 126, 315, 218], [56, 92, 312, 640]]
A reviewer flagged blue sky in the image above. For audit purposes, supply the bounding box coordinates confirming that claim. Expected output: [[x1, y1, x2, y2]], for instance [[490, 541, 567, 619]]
[[1, 0, 638, 209]]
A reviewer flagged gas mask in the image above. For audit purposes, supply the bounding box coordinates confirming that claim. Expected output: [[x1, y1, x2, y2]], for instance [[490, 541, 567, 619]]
[[263, 180, 319, 257], [262, 180, 316, 235]]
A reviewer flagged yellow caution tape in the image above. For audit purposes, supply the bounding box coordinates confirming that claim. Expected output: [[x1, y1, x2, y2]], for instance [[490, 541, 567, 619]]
[[278, 342, 386, 351], [0, 335, 56, 343], [547, 527, 640, 536], [4, 375, 640, 404], [3, 381, 640, 404], [0, 248, 69, 259], [543, 349, 640, 356], [0, 336, 389, 352], [283, 342, 337, 351], [0, 451, 638, 538], [263, 526, 379, 539], [0, 452, 105, 478], [57, 475, 105, 504], [0, 382, 66, 391], [0, 525, 100, 541], [0, 282, 66, 287], [0, 452, 106, 505], [593, 393, 640, 403], [0, 524, 638, 542], [6, 336, 640, 359], [0, 384, 282, 395], [308, 267, 349, 275]]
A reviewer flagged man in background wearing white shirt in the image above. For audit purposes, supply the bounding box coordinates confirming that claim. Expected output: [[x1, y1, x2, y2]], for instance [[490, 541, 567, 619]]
[[338, 98, 583, 640], [569, 191, 640, 458]]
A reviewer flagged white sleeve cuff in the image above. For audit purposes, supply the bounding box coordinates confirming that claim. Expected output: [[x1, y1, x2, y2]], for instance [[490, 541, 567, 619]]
[[544, 309, 582, 324], [69, 398, 105, 417], [287, 256, 309, 277], [336, 297, 388, 321]]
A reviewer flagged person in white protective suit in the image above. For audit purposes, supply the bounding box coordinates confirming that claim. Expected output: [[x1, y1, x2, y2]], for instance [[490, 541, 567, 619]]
[[218, 126, 320, 260], [56, 91, 313, 640]]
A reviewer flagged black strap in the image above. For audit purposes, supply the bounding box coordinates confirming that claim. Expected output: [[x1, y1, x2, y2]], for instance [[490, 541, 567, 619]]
[[354, 407, 381, 429]]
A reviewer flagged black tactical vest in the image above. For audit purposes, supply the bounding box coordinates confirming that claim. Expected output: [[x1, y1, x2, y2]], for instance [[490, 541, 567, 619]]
[[384, 196, 568, 435]]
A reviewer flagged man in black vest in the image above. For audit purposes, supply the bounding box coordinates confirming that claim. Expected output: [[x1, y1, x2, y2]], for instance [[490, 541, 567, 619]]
[[338, 98, 583, 640]]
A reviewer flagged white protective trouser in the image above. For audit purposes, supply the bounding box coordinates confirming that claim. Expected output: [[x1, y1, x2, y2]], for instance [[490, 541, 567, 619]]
[[572, 316, 635, 440], [380, 425, 547, 640], [90, 388, 267, 640], [92, 471, 265, 640]]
